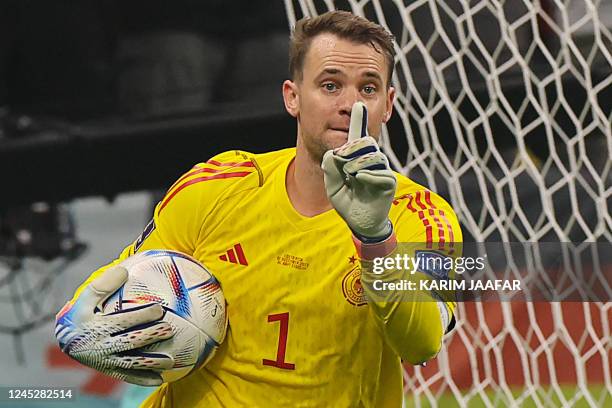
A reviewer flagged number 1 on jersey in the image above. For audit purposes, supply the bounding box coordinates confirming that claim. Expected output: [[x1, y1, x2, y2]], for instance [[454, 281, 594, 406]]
[[263, 312, 295, 370]]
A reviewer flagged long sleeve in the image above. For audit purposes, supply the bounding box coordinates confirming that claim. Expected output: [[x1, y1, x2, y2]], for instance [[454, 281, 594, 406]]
[[358, 189, 462, 364]]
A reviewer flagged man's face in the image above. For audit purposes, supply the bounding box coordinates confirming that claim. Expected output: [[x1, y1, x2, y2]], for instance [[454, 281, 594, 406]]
[[283, 33, 395, 163]]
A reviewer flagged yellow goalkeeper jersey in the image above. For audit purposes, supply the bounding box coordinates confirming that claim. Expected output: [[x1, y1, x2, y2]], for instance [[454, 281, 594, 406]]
[[70, 148, 461, 407]]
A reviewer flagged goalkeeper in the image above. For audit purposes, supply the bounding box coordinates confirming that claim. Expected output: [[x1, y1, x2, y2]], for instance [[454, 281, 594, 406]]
[[55, 10, 461, 407]]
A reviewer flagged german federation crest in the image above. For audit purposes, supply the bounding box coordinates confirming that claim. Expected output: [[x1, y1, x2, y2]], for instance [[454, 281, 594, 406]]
[[342, 266, 367, 306]]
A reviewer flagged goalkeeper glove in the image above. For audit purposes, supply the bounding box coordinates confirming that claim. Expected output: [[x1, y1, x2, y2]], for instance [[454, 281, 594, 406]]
[[55, 266, 174, 386], [322, 102, 397, 243]]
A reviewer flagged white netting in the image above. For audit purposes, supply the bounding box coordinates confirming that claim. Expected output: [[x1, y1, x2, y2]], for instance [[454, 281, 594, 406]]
[[284, 1, 611, 406]]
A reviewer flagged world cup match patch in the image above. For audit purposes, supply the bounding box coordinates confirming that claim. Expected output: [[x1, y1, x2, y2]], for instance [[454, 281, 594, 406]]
[[415, 250, 452, 280], [134, 218, 156, 251]]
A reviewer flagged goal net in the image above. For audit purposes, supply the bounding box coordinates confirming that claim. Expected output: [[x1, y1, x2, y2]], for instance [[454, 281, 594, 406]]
[[284, 1, 611, 406]]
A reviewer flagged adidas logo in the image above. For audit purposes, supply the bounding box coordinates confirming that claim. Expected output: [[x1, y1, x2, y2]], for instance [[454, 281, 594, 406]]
[[219, 243, 248, 266]]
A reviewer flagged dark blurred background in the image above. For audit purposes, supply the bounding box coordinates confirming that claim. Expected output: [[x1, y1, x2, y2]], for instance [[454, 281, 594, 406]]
[[0, 0, 295, 207]]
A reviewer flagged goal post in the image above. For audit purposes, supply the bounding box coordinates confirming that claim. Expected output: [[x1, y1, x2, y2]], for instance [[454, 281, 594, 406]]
[[284, 1, 611, 406]]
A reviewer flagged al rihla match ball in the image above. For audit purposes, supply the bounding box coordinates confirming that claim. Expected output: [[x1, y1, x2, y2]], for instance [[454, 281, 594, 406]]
[[102, 249, 227, 383]]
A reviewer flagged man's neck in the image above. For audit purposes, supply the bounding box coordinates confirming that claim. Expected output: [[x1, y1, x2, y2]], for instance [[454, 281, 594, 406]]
[[286, 143, 333, 217]]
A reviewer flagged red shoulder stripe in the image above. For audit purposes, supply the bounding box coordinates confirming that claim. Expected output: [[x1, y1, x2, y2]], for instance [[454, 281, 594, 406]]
[[424, 191, 455, 250], [415, 192, 434, 248], [405, 191, 454, 250], [438, 210, 455, 252], [420, 191, 445, 250], [169, 165, 251, 192], [167, 160, 254, 192], [420, 214, 434, 248], [406, 194, 418, 212], [206, 159, 255, 167], [406, 193, 433, 248], [392, 194, 411, 205], [159, 171, 251, 214], [428, 209, 446, 250]]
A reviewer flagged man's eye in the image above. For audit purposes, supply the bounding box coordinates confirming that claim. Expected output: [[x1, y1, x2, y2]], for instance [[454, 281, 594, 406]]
[[323, 83, 338, 92], [363, 86, 376, 95]]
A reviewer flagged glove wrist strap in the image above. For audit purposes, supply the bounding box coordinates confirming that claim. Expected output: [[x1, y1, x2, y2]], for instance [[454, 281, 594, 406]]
[[352, 227, 397, 260], [352, 219, 393, 244]]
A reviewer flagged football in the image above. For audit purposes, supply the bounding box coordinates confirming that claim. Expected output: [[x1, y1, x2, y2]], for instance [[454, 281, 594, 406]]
[[102, 249, 227, 383]]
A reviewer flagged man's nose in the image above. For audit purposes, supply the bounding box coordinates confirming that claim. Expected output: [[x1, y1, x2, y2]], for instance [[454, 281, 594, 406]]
[[338, 89, 363, 115]]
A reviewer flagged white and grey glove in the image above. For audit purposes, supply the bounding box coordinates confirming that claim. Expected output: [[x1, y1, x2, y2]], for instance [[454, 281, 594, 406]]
[[322, 102, 397, 242], [55, 266, 174, 386]]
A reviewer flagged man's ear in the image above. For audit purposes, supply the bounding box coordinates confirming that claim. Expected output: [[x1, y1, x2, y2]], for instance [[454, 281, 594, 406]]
[[384, 86, 395, 123], [283, 80, 299, 118]]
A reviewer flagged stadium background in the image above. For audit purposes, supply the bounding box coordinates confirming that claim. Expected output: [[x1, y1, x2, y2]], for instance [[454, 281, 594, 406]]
[[0, 1, 610, 407]]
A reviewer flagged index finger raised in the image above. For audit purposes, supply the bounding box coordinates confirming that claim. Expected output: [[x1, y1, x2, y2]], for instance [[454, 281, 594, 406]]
[[348, 102, 368, 141]]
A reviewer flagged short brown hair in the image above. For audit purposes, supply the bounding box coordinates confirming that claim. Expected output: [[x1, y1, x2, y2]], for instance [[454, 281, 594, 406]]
[[289, 10, 396, 85]]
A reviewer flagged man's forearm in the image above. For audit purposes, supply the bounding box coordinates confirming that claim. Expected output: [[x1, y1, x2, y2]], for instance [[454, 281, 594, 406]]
[[359, 244, 455, 364]]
